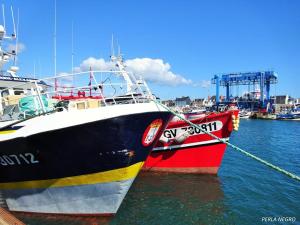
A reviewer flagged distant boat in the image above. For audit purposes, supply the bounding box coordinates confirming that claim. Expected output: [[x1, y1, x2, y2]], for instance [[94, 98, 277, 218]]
[[239, 110, 251, 119], [276, 109, 300, 121]]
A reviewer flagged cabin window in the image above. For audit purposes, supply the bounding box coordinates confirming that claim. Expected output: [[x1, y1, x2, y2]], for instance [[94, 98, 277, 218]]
[[14, 90, 24, 95], [1, 90, 9, 97]]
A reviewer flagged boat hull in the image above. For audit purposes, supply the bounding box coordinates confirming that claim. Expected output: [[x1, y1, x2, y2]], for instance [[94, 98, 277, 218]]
[[0, 108, 171, 215], [143, 142, 228, 174], [2, 170, 136, 215], [143, 111, 235, 174], [276, 113, 300, 120]]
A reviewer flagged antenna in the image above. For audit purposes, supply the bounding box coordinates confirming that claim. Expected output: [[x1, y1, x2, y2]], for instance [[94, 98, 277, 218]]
[[118, 45, 121, 56], [38, 58, 41, 77], [54, 0, 57, 91], [10, 5, 16, 38], [71, 21, 74, 95], [117, 39, 123, 62], [33, 61, 36, 78], [2, 4, 5, 31], [71, 21, 74, 73], [14, 8, 19, 66], [111, 34, 115, 58]]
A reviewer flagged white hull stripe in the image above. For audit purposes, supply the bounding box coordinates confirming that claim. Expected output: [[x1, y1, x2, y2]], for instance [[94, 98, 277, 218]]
[[152, 138, 229, 151], [0, 102, 167, 142]]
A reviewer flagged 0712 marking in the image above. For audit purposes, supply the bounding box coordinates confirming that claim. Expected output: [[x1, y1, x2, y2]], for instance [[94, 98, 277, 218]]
[[0, 153, 39, 166]]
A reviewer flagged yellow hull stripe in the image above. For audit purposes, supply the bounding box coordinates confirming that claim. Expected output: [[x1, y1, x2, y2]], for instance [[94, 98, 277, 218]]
[[0, 162, 144, 190], [0, 130, 16, 135]]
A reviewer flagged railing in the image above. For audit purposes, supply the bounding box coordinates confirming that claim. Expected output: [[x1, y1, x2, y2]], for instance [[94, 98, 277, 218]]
[[0, 70, 154, 121]]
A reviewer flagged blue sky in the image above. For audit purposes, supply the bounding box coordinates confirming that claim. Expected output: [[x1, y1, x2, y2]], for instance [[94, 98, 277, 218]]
[[2, 0, 300, 100]]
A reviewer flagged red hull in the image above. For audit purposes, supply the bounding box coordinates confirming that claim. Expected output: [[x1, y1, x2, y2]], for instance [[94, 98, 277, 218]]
[[143, 111, 237, 174]]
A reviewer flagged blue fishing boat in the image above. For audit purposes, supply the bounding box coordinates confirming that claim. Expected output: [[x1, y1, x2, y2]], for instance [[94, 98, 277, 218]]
[[276, 106, 300, 120]]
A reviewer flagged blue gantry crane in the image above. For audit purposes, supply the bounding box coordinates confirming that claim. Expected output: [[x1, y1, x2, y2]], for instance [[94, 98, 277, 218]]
[[211, 71, 278, 107]]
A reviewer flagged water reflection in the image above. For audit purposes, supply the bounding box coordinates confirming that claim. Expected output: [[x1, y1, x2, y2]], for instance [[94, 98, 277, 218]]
[[112, 172, 225, 225], [13, 212, 112, 225], [7, 172, 225, 225]]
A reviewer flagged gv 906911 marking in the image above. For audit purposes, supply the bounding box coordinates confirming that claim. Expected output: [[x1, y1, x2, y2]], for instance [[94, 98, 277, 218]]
[[163, 121, 223, 139]]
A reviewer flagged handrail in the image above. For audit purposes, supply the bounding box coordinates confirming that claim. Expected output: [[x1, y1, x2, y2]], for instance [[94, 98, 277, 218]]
[[39, 70, 126, 82], [0, 70, 154, 122], [0, 70, 131, 94]]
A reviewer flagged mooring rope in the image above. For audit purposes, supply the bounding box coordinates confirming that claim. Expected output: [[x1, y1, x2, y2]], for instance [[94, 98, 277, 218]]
[[153, 99, 300, 182]]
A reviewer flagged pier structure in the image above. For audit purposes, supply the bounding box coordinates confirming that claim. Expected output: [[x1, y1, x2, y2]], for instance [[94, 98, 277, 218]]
[[0, 207, 25, 225], [211, 71, 278, 109]]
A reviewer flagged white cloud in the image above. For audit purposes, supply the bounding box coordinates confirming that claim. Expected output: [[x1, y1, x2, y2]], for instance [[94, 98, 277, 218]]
[[80, 57, 114, 71], [125, 58, 192, 86], [191, 80, 211, 88], [73, 66, 81, 73], [7, 43, 26, 54], [78, 57, 192, 86], [200, 80, 211, 88]]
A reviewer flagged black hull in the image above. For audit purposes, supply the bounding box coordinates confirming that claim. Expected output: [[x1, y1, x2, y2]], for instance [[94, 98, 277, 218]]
[[0, 111, 171, 183]]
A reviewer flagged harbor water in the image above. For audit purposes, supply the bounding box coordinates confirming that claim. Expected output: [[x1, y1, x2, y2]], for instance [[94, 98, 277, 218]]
[[14, 119, 300, 225]]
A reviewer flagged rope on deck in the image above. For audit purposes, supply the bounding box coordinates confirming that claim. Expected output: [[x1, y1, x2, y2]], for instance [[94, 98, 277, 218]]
[[153, 99, 300, 182]]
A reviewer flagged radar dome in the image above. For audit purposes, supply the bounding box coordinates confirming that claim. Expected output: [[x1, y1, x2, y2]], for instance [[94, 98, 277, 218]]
[[10, 66, 19, 72]]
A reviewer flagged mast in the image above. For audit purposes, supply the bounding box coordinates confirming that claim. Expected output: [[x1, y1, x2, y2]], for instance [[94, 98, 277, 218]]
[[2, 4, 5, 31], [54, 0, 57, 91], [10, 6, 16, 38], [71, 21, 74, 74], [89, 66, 92, 97], [71, 21, 74, 96], [0, 5, 18, 73], [110, 35, 134, 93], [111, 34, 115, 58], [33, 61, 36, 78], [13, 8, 19, 66]]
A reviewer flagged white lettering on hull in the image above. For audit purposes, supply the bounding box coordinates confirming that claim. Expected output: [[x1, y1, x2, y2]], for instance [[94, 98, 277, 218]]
[[0, 153, 39, 166], [163, 121, 223, 140]]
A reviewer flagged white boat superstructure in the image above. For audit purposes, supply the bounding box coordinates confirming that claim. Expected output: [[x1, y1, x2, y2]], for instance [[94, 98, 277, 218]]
[[0, 10, 49, 116]]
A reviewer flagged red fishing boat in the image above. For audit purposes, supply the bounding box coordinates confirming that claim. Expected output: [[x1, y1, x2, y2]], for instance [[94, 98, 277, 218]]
[[143, 109, 239, 174]]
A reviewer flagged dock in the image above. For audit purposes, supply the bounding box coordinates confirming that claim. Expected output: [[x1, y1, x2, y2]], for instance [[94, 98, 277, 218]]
[[0, 208, 25, 225]]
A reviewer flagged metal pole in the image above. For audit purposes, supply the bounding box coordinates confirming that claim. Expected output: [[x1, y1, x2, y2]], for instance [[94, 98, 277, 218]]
[[226, 83, 230, 102], [260, 72, 264, 106], [34, 81, 46, 113], [266, 80, 270, 103], [215, 75, 219, 105], [90, 72, 108, 106]]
